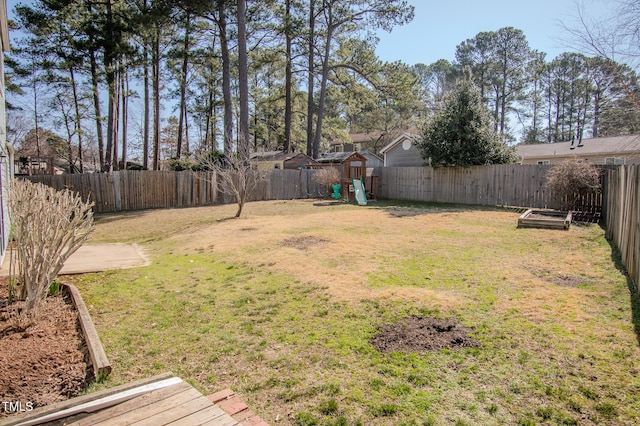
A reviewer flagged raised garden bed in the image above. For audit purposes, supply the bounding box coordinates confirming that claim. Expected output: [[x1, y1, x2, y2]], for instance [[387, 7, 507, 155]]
[[0, 281, 110, 418], [517, 209, 572, 230]]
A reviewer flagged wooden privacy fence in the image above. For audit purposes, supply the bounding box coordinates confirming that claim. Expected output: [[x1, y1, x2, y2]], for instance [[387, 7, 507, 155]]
[[23, 164, 639, 293], [24, 169, 326, 214], [376, 164, 602, 211], [24, 164, 604, 214], [603, 165, 640, 291]]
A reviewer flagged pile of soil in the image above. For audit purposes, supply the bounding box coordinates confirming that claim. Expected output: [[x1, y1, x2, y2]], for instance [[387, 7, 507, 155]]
[[370, 316, 480, 354], [0, 279, 90, 418]]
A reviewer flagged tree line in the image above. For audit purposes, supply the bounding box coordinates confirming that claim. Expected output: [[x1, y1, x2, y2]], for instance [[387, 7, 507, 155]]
[[6, 0, 639, 173]]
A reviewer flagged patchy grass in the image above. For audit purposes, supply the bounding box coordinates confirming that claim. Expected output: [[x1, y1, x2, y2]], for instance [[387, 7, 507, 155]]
[[72, 200, 640, 425]]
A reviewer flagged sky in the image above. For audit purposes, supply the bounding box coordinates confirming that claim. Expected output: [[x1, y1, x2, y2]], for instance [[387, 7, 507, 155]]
[[5, 0, 613, 65], [374, 0, 612, 66]]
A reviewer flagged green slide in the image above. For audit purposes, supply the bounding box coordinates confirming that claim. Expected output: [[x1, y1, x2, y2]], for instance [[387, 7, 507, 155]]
[[352, 178, 368, 206]]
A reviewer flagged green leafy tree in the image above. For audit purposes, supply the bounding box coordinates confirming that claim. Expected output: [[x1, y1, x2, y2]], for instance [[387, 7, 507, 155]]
[[419, 71, 516, 167], [307, 0, 415, 158]]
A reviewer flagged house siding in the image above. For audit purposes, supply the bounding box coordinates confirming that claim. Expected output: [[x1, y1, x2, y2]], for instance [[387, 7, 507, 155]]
[[385, 143, 424, 167], [521, 152, 640, 166]]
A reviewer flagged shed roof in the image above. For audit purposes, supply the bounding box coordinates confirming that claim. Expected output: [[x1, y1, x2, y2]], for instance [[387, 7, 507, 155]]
[[516, 134, 640, 159], [316, 151, 367, 163], [250, 151, 315, 163]]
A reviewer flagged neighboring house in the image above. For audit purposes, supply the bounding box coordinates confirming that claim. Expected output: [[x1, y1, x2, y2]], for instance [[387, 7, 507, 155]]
[[330, 130, 417, 155], [516, 135, 640, 165], [250, 151, 316, 170], [0, 0, 9, 264], [330, 131, 384, 153], [379, 133, 424, 167], [15, 129, 76, 174]]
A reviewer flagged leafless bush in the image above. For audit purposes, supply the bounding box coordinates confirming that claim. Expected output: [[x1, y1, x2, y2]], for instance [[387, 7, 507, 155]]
[[8, 180, 94, 310], [312, 167, 341, 189], [546, 159, 601, 210], [197, 154, 267, 218]]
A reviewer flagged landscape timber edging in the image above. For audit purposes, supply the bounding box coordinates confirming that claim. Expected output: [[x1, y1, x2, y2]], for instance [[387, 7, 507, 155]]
[[63, 283, 112, 380]]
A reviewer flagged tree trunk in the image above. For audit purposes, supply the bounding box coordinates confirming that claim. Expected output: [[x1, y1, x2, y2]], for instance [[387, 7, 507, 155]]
[[84, 0, 105, 170], [103, 0, 118, 172], [152, 27, 161, 170], [284, 0, 292, 153], [89, 50, 105, 170], [143, 43, 150, 169], [121, 68, 129, 169], [237, 0, 250, 165], [69, 67, 84, 173], [312, 5, 333, 159], [177, 12, 191, 159], [306, 0, 315, 157], [218, 3, 234, 157]]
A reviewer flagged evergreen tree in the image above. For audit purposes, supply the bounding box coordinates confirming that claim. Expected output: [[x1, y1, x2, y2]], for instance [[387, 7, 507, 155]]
[[419, 71, 516, 167]]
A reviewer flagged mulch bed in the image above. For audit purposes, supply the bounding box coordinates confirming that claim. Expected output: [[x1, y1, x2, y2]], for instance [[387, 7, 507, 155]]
[[370, 316, 480, 354], [0, 278, 90, 418]]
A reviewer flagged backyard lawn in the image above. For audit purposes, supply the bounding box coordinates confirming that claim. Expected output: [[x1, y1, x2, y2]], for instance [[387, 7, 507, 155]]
[[68, 199, 640, 425]]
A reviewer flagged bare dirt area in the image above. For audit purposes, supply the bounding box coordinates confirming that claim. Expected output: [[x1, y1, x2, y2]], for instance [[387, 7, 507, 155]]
[[370, 316, 480, 354], [0, 278, 89, 418]]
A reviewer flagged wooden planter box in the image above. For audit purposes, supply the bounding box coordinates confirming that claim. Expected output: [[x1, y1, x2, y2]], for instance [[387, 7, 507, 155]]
[[517, 209, 573, 230]]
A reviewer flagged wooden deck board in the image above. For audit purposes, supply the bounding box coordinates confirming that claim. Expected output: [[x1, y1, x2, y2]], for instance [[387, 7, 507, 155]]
[[65, 382, 193, 426], [166, 405, 238, 426], [127, 394, 215, 426], [90, 386, 204, 425], [1, 375, 264, 426]]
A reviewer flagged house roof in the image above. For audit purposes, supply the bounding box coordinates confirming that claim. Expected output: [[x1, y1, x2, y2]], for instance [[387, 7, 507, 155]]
[[379, 133, 419, 154], [316, 151, 367, 163], [330, 129, 418, 146], [359, 150, 383, 163], [250, 151, 315, 162], [516, 134, 640, 159], [330, 131, 385, 146]]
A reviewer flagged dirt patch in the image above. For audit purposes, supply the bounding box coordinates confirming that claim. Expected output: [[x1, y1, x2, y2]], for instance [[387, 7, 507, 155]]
[[526, 213, 563, 220], [0, 278, 90, 417], [370, 316, 480, 354], [529, 267, 590, 288], [547, 275, 590, 288], [281, 236, 329, 251]]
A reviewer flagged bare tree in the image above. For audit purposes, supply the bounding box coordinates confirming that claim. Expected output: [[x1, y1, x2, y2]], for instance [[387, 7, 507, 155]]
[[198, 154, 267, 218], [564, 0, 640, 108]]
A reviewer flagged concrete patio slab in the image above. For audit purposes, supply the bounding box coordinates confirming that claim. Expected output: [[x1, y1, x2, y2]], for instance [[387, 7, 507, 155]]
[[0, 243, 150, 276]]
